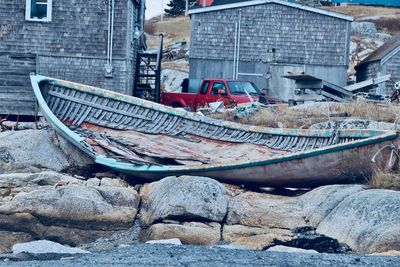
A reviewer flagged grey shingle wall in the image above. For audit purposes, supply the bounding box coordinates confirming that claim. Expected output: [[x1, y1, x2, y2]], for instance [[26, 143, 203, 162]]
[[37, 55, 129, 93], [0, 0, 127, 58], [386, 52, 400, 94], [0, 0, 140, 114], [356, 61, 380, 83], [190, 3, 350, 66]]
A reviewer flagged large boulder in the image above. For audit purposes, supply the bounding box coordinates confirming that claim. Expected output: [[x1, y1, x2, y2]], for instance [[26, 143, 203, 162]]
[[0, 129, 93, 173], [0, 172, 139, 251], [139, 222, 221, 245], [0, 171, 80, 202], [225, 191, 305, 228], [226, 185, 363, 229], [298, 185, 364, 226], [224, 185, 363, 251], [139, 176, 228, 226], [0, 185, 139, 230], [223, 225, 292, 250], [317, 189, 400, 254]]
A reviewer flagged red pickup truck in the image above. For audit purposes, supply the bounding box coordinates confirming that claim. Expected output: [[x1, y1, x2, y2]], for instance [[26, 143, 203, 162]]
[[161, 79, 264, 111]]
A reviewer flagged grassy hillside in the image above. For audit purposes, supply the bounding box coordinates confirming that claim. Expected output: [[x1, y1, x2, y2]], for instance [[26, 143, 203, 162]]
[[145, 16, 191, 49], [323, 5, 400, 35]]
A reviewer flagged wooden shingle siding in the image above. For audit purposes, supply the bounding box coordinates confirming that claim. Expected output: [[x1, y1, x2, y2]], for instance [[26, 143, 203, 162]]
[[0, 0, 140, 115], [190, 3, 349, 66], [0, 53, 36, 115], [385, 52, 400, 93], [356, 61, 380, 82]]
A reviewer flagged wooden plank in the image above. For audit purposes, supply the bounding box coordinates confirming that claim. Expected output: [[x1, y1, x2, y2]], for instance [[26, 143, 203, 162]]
[[345, 74, 391, 92], [48, 90, 153, 121]]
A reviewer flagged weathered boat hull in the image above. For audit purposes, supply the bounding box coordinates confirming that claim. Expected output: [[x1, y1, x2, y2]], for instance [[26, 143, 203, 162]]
[[31, 75, 399, 187]]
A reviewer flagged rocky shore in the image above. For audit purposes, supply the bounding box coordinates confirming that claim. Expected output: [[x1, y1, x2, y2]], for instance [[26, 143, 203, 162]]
[[1, 128, 400, 262]]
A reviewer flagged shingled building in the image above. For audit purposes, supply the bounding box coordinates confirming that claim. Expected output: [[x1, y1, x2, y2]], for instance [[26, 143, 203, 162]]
[[188, 0, 353, 101], [0, 0, 145, 116], [355, 34, 400, 96]]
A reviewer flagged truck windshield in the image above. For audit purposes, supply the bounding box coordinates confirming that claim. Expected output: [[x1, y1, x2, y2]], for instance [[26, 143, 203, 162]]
[[228, 81, 260, 95]]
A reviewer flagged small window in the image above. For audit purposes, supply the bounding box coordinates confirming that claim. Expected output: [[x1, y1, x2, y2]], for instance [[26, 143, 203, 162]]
[[211, 82, 227, 95], [26, 0, 52, 22], [200, 81, 210, 94]]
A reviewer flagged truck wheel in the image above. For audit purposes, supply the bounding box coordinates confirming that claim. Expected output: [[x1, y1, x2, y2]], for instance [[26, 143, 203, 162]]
[[171, 102, 183, 108]]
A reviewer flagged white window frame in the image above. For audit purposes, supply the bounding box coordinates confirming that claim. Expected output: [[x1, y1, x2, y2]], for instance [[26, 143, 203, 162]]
[[25, 0, 52, 22]]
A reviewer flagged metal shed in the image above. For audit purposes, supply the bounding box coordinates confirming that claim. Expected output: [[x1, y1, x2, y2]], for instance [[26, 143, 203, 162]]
[[188, 0, 353, 101], [355, 34, 400, 96]]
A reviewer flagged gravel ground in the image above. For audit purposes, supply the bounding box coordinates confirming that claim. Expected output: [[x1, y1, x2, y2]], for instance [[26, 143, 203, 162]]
[[2, 244, 400, 267]]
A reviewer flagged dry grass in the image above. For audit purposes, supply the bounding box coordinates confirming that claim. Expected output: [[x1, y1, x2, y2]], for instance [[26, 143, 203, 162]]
[[145, 16, 191, 49], [323, 5, 400, 35], [364, 17, 400, 35], [211, 101, 400, 129], [322, 5, 400, 19], [369, 169, 400, 191]]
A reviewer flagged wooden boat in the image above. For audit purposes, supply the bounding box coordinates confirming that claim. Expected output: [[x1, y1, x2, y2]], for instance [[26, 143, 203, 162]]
[[30, 75, 399, 187]]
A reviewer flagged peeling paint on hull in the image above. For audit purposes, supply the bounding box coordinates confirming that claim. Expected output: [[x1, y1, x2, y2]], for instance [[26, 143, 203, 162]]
[[31, 75, 399, 187]]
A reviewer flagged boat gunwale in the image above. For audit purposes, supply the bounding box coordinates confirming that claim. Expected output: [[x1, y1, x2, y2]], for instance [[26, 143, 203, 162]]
[[39, 75, 389, 139], [30, 74, 399, 174]]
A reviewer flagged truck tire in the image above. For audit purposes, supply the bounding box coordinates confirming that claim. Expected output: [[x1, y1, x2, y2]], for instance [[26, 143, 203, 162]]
[[171, 102, 183, 108]]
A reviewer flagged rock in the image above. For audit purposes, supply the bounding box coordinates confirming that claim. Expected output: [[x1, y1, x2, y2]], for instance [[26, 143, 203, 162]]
[[95, 171, 119, 179], [12, 240, 90, 254], [145, 238, 182, 245], [0, 231, 33, 253], [375, 32, 392, 42], [139, 176, 228, 226], [226, 185, 363, 229], [276, 227, 351, 254], [100, 177, 128, 187], [226, 191, 305, 228], [0, 171, 81, 201], [0, 130, 93, 173], [369, 250, 400, 257], [86, 178, 101, 187], [139, 222, 221, 245], [299, 185, 364, 227], [0, 185, 139, 230], [217, 244, 250, 250], [358, 48, 374, 59], [224, 185, 363, 251], [161, 68, 189, 92], [223, 225, 292, 250], [310, 119, 395, 130], [266, 245, 318, 254], [317, 189, 400, 254], [350, 41, 358, 55], [0, 183, 139, 247], [351, 22, 378, 38]]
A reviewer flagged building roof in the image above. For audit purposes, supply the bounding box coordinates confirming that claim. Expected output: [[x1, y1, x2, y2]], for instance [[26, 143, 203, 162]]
[[188, 0, 354, 21], [357, 34, 400, 67]]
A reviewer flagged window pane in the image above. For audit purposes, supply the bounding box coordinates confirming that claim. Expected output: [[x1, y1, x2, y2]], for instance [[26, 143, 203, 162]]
[[228, 81, 259, 95], [211, 82, 227, 95], [200, 82, 209, 94], [31, 0, 48, 19]]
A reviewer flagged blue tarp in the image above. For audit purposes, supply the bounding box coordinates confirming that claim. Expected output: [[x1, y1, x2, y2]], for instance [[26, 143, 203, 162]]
[[328, 0, 400, 7]]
